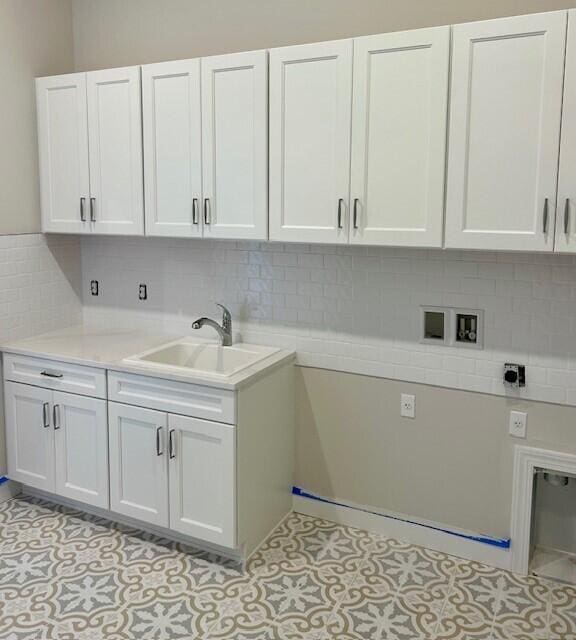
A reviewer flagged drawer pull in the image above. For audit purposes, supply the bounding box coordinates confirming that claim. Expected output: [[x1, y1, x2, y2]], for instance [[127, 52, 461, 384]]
[[42, 402, 50, 428], [41, 371, 63, 379], [169, 429, 176, 459]]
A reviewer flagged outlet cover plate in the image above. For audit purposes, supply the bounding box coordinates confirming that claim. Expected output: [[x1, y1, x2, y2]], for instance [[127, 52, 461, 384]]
[[509, 411, 527, 438], [401, 394, 415, 419]]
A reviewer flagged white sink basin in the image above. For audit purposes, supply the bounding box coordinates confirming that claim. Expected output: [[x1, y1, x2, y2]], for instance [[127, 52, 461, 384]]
[[124, 339, 281, 378]]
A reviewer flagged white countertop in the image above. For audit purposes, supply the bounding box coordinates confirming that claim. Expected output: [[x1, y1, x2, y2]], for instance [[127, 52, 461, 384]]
[[0, 325, 295, 390]]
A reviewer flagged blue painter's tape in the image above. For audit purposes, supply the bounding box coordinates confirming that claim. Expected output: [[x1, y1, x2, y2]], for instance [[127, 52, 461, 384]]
[[0, 476, 9, 486], [292, 486, 511, 550]]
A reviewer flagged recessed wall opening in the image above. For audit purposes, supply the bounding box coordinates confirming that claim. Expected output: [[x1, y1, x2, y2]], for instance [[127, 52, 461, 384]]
[[512, 447, 576, 579], [424, 310, 445, 341], [530, 469, 576, 584]]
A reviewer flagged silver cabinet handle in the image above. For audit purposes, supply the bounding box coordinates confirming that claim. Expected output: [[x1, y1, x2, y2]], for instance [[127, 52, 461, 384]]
[[53, 404, 60, 430], [543, 197, 549, 234], [169, 429, 176, 459], [156, 426, 163, 456], [80, 197, 86, 222], [203, 198, 211, 225], [42, 402, 50, 429], [41, 371, 63, 379], [564, 198, 571, 235], [337, 199, 344, 229], [192, 198, 199, 225], [353, 198, 359, 230], [90, 197, 96, 222]]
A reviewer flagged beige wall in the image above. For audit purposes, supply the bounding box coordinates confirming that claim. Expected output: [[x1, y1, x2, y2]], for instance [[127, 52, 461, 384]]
[[72, 0, 576, 70], [0, 0, 74, 235], [296, 367, 576, 539]]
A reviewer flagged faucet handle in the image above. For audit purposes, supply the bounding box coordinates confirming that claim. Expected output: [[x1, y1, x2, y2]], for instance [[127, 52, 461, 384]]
[[216, 303, 231, 329]]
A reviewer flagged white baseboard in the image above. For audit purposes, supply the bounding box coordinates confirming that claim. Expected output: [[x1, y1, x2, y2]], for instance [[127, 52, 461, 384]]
[[293, 493, 511, 571]]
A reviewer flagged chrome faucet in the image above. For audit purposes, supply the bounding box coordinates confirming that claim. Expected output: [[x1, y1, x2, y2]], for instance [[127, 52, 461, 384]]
[[191, 304, 233, 346]]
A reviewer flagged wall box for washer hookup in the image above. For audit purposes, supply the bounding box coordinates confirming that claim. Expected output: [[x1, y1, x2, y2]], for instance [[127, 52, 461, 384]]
[[454, 309, 483, 349], [420, 306, 483, 350], [421, 307, 447, 345]]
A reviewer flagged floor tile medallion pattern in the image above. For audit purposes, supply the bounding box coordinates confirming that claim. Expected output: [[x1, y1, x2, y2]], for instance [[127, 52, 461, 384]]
[[0, 496, 574, 639]]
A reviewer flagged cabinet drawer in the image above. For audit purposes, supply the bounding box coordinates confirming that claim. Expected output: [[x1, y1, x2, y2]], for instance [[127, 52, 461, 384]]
[[3, 353, 106, 399], [108, 371, 236, 424]]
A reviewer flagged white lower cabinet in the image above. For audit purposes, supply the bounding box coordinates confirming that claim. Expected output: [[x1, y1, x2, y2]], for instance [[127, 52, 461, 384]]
[[53, 391, 108, 508], [5, 382, 109, 507], [108, 403, 236, 547], [108, 402, 169, 527], [5, 382, 55, 492], [4, 353, 294, 558], [168, 414, 235, 547]]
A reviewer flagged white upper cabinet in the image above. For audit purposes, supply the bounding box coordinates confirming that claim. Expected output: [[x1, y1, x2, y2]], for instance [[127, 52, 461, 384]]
[[36, 11, 575, 252], [350, 28, 449, 247], [556, 10, 576, 253], [36, 73, 90, 234], [87, 67, 144, 235], [201, 51, 268, 240], [37, 67, 144, 236], [445, 12, 567, 252], [269, 40, 353, 244], [142, 60, 203, 238]]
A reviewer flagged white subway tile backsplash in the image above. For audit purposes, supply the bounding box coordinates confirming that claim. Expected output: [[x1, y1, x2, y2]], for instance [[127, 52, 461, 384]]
[[80, 236, 576, 407], [0, 234, 81, 343]]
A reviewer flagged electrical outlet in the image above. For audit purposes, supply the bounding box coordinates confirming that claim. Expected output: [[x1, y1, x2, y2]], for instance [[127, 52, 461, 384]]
[[401, 394, 415, 419], [138, 284, 148, 301], [509, 411, 527, 438], [90, 280, 99, 296]]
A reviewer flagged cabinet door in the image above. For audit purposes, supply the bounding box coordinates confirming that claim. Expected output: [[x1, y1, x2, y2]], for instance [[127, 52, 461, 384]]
[[108, 402, 168, 527], [87, 67, 144, 235], [201, 51, 268, 240], [556, 10, 576, 253], [53, 392, 108, 509], [269, 40, 353, 244], [350, 28, 449, 247], [445, 12, 566, 251], [168, 414, 235, 547], [4, 382, 54, 492], [36, 73, 90, 234], [142, 60, 203, 238]]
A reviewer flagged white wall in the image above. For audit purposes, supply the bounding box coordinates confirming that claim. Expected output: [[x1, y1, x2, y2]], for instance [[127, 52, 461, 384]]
[[0, 0, 74, 234], [82, 237, 576, 406], [72, 0, 576, 71]]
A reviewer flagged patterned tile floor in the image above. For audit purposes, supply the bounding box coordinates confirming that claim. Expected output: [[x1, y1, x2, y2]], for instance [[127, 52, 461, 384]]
[[0, 497, 575, 640]]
